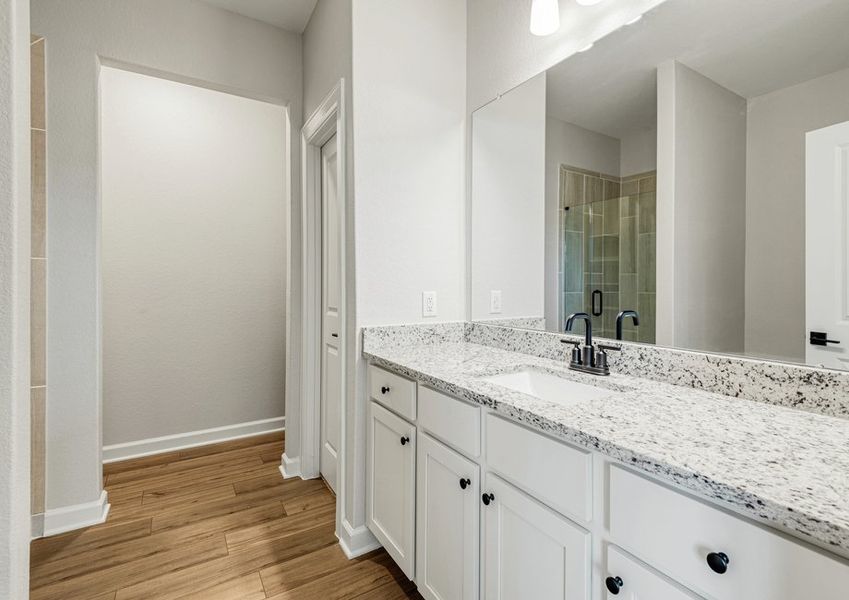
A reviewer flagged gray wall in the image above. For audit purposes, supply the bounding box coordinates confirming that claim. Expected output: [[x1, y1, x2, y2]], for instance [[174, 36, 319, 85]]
[[100, 67, 287, 447], [657, 61, 747, 353], [31, 0, 302, 511], [0, 0, 32, 595], [745, 66, 849, 362]]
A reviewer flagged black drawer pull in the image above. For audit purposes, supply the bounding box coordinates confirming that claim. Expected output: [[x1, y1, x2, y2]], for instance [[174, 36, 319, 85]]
[[605, 576, 623, 594], [381, 386, 390, 394], [706, 551, 729, 574], [459, 478, 471, 490], [400, 436, 410, 446], [481, 492, 495, 506]]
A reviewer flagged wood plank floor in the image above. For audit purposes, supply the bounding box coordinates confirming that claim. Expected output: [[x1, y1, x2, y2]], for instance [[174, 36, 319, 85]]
[[30, 432, 423, 600]]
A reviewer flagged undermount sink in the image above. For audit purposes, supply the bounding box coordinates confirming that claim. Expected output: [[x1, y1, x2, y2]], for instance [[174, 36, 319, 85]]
[[482, 368, 613, 407]]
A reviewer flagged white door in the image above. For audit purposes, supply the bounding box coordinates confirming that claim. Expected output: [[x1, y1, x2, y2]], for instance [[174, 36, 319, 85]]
[[416, 433, 480, 600], [806, 120, 849, 369], [320, 134, 341, 492], [482, 473, 590, 600], [367, 401, 416, 579]]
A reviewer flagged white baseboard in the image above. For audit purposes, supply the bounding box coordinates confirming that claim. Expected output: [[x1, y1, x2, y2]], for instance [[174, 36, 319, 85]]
[[42, 490, 110, 537], [103, 416, 285, 463], [338, 517, 381, 559], [280, 452, 301, 479]]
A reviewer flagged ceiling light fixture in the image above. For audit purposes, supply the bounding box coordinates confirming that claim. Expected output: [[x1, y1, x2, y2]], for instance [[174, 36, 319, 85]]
[[530, 0, 560, 36]]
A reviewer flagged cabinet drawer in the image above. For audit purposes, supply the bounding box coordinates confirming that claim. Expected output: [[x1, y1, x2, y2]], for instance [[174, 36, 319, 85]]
[[606, 545, 699, 599], [418, 386, 481, 458], [485, 413, 592, 523], [369, 365, 416, 421], [609, 465, 849, 599]]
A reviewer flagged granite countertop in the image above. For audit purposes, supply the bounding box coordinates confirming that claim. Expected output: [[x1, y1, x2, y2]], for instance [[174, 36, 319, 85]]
[[364, 340, 849, 557]]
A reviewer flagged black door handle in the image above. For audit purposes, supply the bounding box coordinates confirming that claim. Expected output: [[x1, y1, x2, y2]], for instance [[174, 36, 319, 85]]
[[400, 436, 409, 446], [459, 478, 471, 490], [810, 331, 840, 346], [481, 493, 495, 505], [331, 333, 338, 338], [591, 289, 603, 317], [381, 386, 390, 394]]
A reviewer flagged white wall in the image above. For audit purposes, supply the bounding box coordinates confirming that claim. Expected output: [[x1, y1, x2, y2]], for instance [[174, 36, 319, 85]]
[[295, 0, 355, 469], [466, 0, 668, 113], [472, 74, 546, 321], [100, 66, 286, 447], [348, 0, 466, 544], [31, 0, 301, 513], [745, 66, 849, 363], [0, 0, 31, 595], [657, 61, 747, 353], [620, 127, 657, 176]]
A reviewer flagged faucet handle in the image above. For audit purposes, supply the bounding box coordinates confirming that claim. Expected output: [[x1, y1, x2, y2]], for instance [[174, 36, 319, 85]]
[[597, 343, 622, 352]]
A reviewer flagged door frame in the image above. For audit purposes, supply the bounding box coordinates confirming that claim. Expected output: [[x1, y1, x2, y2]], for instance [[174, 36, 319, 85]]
[[297, 80, 348, 492]]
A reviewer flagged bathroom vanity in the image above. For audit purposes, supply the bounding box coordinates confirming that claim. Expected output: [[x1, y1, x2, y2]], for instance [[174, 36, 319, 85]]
[[362, 325, 849, 600]]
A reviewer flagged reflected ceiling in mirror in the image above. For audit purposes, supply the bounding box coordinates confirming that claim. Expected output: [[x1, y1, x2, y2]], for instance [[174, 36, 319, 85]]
[[470, 0, 849, 370]]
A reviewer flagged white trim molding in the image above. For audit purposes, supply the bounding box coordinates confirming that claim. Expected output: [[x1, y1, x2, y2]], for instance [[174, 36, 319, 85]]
[[338, 517, 382, 559], [299, 79, 348, 482], [42, 490, 111, 537], [102, 416, 285, 463], [280, 452, 302, 479]]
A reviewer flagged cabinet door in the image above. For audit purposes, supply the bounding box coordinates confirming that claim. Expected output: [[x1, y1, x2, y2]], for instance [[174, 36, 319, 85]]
[[416, 433, 480, 600], [482, 473, 590, 600], [606, 545, 700, 600], [367, 401, 416, 578]]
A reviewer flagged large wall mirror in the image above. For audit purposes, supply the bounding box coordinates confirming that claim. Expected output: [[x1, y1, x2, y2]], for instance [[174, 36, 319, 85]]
[[470, 0, 849, 370]]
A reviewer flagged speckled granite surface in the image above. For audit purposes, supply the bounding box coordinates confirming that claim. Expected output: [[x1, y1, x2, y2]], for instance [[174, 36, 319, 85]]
[[363, 333, 849, 557], [466, 323, 849, 419]]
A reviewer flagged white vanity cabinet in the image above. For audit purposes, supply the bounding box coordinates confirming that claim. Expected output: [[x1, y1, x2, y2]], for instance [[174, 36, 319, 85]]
[[365, 363, 849, 600], [482, 472, 590, 599], [416, 432, 480, 600], [367, 400, 416, 578]]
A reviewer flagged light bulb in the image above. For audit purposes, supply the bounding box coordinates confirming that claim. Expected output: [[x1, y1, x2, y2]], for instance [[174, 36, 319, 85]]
[[530, 0, 560, 36], [575, 0, 604, 6]]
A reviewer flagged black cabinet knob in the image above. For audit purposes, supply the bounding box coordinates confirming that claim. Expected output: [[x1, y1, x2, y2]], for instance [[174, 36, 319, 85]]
[[706, 551, 729, 574], [481, 492, 495, 506], [381, 386, 390, 394], [400, 436, 410, 446], [605, 576, 623, 595], [459, 478, 471, 490]]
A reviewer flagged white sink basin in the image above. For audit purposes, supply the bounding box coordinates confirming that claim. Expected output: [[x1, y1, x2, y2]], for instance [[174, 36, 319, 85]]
[[482, 368, 613, 407]]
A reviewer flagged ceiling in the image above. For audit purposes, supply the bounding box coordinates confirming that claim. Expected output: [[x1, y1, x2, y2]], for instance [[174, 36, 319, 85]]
[[201, 0, 318, 33], [545, 0, 849, 139]]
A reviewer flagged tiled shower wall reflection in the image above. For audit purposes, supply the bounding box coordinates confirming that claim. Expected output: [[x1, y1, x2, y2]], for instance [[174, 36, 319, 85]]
[[559, 166, 656, 343]]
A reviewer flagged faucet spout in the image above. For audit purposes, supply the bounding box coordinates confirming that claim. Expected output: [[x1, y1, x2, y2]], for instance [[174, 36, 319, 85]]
[[615, 310, 640, 340], [565, 312, 593, 347]]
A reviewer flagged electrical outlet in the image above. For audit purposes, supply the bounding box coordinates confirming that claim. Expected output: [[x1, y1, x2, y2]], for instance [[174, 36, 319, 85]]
[[490, 290, 502, 314], [422, 291, 438, 318]]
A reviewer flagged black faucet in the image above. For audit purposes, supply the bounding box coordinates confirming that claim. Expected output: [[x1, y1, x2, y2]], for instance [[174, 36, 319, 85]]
[[564, 312, 611, 375], [615, 310, 640, 340]]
